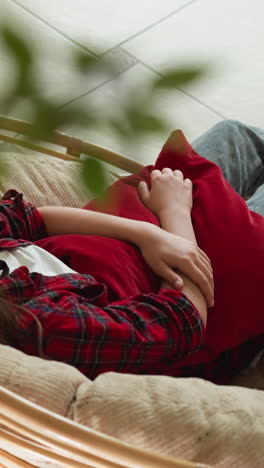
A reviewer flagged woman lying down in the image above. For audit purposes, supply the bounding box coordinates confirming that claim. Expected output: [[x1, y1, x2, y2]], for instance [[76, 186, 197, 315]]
[[0, 122, 264, 385]]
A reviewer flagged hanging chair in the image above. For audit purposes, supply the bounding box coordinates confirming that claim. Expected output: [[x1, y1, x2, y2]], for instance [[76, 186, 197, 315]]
[[0, 116, 212, 468]]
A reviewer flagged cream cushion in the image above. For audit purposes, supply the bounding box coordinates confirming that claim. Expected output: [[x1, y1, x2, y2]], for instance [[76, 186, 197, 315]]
[[1, 345, 264, 468]]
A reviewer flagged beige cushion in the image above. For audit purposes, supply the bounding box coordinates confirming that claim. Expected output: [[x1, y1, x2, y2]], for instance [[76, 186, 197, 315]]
[[0, 345, 87, 417], [0, 151, 116, 207], [1, 344, 264, 468]]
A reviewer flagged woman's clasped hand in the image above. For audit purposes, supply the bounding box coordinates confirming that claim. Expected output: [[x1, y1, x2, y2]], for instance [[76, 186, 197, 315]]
[[137, 168, 214, 308]]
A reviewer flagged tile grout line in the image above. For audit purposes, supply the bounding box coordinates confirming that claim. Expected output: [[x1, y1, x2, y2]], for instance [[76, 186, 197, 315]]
[[174, 88, 227, 119], [6, 0, 139, 112], [60, 52, 226, 122], [9, 0, 201, 59], [101, 0, 202, 55], [8, 0, 225, 120], [58, 61, 138, 110], [119, 48, 227, 120], [9, 0, 99, 57]]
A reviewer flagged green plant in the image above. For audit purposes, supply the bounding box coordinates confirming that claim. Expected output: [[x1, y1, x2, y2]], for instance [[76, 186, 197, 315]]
[[0, 13, 206, 195]]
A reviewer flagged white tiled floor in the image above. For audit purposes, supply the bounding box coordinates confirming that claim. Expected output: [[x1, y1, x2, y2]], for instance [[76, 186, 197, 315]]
[[123, 0, 264, 128], [65, 63, 221, 164], [10, 0, 191, 53], [1, 0, 264, 163]]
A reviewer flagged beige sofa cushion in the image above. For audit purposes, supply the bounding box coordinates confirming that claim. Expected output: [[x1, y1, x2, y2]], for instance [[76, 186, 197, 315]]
[[0, 345, 87, 417], [1, 344, 264, 468], [73, 372, 264, 468]]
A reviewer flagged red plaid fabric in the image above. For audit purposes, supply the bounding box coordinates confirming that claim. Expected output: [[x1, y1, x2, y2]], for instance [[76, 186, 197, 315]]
[[0, 190, 205, 380], [0, 189, 261, 384], [0, 189, 47, 248]]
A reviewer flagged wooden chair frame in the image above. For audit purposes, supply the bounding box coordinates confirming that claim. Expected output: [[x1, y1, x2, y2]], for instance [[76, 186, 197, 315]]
[[0, 116, 144, 173], [0, 116, 212, 468]]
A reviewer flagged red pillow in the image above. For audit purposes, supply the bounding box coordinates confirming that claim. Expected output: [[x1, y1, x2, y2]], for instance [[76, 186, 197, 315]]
[[154, 130, 264, 367], [36, 130, 264, 369]]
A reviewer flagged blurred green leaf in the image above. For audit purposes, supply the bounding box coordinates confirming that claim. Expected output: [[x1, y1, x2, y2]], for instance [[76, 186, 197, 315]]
[[109, 116, 133, 139], [109, 107, 168, 140], [14, 73, 37, 99], [27, 99, 94, 140], [27, 100, 64, 140], [153, 66, 204, 89], [1, 25, 33, 71], [74, 49, 99, 73], [0, 24, 38, 113], [74, 49, 118, 82], [81, 158, 107, 196], [126, 108, 167, 134]]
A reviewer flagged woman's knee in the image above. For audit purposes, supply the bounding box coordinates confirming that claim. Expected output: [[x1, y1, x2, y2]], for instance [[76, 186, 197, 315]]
[[192, 119, 246, 154], [211, 119, 248, 137]]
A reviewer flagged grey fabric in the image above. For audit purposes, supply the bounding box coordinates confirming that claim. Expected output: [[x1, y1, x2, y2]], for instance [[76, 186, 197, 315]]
[[192, 119, 264, 216]]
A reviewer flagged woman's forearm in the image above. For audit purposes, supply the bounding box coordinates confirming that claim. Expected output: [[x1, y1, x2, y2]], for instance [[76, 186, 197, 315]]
[[38, 206, 149, 245], [159, 208, 208, 326]]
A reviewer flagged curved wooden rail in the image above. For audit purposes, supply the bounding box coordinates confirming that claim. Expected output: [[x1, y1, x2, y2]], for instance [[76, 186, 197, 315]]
[[0, 116, 144, 173]]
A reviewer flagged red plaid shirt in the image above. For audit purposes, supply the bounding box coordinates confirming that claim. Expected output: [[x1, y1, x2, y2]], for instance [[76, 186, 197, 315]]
[[0, 190, 206, 380]]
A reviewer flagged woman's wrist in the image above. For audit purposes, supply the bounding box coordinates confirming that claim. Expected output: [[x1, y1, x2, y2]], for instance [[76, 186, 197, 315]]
[[158, 207, 196, 244], [158, 205, 191, 221], [133, 221, 160, 249]]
